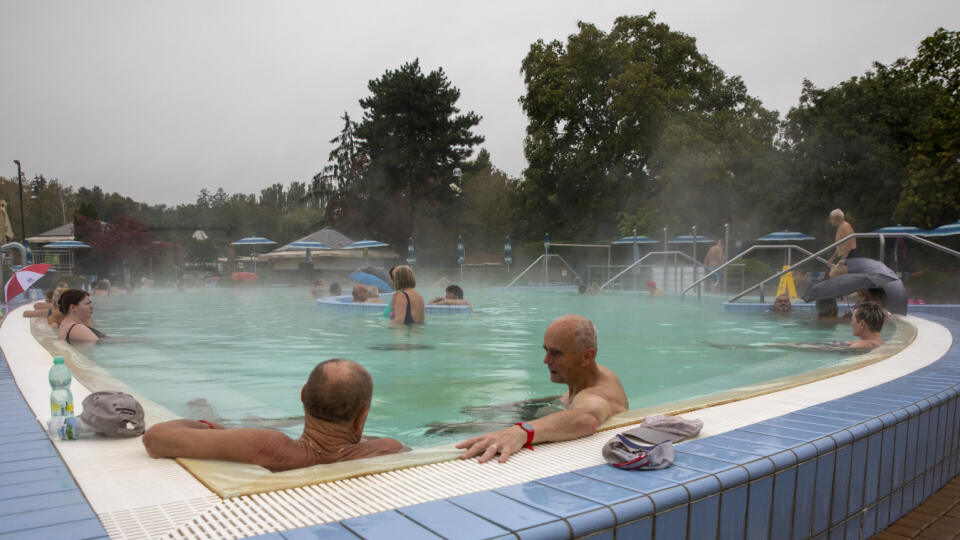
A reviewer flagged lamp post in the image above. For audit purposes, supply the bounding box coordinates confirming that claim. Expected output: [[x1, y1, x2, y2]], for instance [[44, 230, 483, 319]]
[[13, 160, 25, 243]]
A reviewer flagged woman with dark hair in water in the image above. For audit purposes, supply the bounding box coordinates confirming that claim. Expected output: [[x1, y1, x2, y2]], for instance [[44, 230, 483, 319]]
[[57, 289, 106, 344]]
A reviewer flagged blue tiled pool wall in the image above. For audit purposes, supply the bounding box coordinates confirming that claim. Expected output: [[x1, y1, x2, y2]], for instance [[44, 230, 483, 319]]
[[0, 346, 108, 539], [265, 314, 960, 540]]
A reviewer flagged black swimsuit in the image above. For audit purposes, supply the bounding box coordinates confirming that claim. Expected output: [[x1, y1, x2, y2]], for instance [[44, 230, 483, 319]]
[[401, 291, 416, 325], [65, 323, 107, 344]]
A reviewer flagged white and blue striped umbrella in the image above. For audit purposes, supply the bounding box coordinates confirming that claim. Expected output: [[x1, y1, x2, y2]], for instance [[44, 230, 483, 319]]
[[611, 235, 658, 244], [457, 235, 465, 265], [756, 231, 815, 242], [504, 236, 513, 265], [344, 239, 389, 249], [925, 221, 960, 237], [231, 236, 277, 246], [872, 225, 928, 235], [42, 240, 90, 249], [668, 235, 715, 244], [407, 237, 416, 264], [288, 241, 330, 250]]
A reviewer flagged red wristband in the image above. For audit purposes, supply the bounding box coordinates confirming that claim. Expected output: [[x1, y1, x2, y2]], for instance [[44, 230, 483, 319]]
[[198, 420, 216, 429], [515, 422, 535, 451]]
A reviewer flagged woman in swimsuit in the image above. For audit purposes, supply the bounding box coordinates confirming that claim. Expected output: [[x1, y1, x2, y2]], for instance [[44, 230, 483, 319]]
[[57, 289, 105, 344], [389, 265, 425, 325]]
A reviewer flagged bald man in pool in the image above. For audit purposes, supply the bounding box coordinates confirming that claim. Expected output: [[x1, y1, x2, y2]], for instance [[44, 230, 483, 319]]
[[456, 314, 628, 463], [142, 359, 404, 471]]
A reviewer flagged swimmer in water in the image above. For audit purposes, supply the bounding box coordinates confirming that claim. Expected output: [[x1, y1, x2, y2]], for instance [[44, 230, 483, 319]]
[[389, 265, 425, 325], [704, 301, 886, 352]]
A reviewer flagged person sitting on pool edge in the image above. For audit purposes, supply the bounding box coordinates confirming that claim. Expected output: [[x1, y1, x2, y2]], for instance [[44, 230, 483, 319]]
[[429, 284, 470, 307], [456, 314, 628, 463], [143, 359, 405, 471]]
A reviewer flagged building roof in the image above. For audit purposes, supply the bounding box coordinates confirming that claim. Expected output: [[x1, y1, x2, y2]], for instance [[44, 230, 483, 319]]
[[271, 227, 354, 251], [26, 223, 74, 243]]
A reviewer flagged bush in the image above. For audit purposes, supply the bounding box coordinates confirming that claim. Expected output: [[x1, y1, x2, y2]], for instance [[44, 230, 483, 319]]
[[906, 270, 960, 303], [742, 258, 774, 284]]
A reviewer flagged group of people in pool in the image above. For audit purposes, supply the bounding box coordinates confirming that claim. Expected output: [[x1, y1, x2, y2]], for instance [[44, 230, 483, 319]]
[[769, 287, 888, 350], [143, 313, 628, 470]]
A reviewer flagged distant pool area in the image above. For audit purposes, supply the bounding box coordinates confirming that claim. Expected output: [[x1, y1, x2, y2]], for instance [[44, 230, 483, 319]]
[[3, 292, 957, 539]]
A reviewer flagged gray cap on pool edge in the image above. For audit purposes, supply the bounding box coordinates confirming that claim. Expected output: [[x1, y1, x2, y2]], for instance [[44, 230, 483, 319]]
[[80, 391, 145, 437], [619, 414, 704, 445], [602, 436, 675, 470]]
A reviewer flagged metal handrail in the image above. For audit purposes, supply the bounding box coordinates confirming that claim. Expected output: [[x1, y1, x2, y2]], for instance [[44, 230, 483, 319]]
[[726, 233, 960, 303], [506, 253, 581, 287], [600, 251, 705, 290], [680, 244, 831, 299]]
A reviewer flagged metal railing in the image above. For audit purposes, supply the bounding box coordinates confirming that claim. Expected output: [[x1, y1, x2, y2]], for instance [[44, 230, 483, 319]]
[[506, 253, 581, 287], [681, 244, 831, 300], [727, 233, 960, 304], [600, 251, 706, 291]]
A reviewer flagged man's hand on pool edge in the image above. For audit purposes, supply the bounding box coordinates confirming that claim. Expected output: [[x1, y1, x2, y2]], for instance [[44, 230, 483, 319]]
[[456, 425, 528, 463]]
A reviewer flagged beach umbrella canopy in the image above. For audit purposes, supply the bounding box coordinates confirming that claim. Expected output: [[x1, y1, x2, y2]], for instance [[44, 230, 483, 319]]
[[42, 240, 90, 249], [344, 239, 389, 249], [407, 237, 416, 264], [288, 241, 330, 250], [457, 235, 465, 264], [611, 236, 659, 244], [4, 263, 53, 302], [801, 273, 897, 302], [872, 225, 927, 235], [232, 272, 258, 282], [231, 237, 276, 246], [756, 231, 815, 242], [504, 236, 513, 265], [924, 221, 960, 237], [349, 272, 392, 292], [668, 235, 714, 244], [844, 257, 908, 315]]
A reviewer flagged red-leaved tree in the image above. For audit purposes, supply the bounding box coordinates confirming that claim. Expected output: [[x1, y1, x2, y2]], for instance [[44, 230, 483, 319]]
[[75, 215, 152, 278]]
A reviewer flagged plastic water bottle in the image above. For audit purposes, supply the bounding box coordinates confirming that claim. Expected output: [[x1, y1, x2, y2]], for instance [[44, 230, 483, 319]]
[[48, 356, 73, 418], [47, 416, 96, 440]]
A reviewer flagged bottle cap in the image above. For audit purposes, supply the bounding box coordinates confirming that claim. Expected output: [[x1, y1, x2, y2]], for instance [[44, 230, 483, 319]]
[[53, 357, 65, 365]]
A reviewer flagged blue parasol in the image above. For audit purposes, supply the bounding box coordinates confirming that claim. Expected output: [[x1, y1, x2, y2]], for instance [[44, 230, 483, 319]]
[[231, 236, 276, 272], [872, 225, 927, 235], [611, 235, 658, 245], [407, 237, 416, 265], [925, 221, 960, 237], [457, 235, 465, 265], [504, 235, 513, 266], [344, 239, 389, 249], [42, 240, 91, 249], [349, 272, 392, 292], [756, 231, 815, 242]]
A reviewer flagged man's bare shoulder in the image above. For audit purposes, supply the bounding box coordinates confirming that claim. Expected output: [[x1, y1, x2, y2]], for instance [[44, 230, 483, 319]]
[[571, 366, 628, 413]]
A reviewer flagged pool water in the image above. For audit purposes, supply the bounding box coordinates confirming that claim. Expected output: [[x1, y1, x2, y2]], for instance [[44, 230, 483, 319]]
[[85, 286, 895, 448]]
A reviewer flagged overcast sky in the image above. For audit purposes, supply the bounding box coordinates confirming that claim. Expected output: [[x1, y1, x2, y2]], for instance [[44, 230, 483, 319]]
[[2, 1, 957, 206]]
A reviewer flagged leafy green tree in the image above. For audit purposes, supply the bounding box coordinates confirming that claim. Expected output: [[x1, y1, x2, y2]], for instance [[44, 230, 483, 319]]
[[516, 13, 773, 242], [309, 112, 368, 221], [353, 59, 483, 246], [894, 28, 960, 227]]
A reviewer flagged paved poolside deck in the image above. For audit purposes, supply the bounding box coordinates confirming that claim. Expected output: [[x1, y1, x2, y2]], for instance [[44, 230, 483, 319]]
[[0, 345, 107, 539]]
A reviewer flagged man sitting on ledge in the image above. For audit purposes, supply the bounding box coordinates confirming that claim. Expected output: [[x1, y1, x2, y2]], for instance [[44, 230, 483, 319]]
[[456, 314, 628, 463], [143, 359, 404, 471]]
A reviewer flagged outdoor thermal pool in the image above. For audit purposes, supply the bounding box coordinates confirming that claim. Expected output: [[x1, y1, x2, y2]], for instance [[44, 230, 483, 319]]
[[68, 285, 906, 449]]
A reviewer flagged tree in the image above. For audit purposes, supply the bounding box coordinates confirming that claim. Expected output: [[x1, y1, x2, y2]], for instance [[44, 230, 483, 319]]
[[516, 13, 773, 241], [894, 29, 960, 227], [309, 112, 369, 221], [353, 60, 483, 246]]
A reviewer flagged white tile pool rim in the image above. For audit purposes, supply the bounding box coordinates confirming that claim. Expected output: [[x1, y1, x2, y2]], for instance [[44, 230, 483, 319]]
[[0, 306, 952, 539]]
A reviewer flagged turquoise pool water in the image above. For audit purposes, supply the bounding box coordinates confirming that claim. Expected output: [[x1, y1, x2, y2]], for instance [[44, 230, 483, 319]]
[[84, 286, 895, 448]]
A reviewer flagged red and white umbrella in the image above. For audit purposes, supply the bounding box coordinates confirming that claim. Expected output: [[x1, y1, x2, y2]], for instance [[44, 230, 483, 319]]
[[4, 263, 52, 303]]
